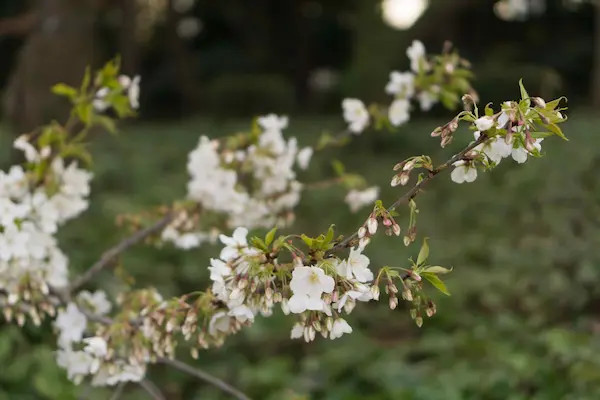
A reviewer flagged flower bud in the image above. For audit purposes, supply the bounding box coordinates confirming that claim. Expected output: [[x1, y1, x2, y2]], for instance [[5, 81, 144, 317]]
[[448, 118, 459, 132], [391, 174, 402, 187], [359, 237, 370, 249], [415, 316, 423, 328], [440, 135, 453, 148], [392, 224, 401, 236], [393, 161, 405, 171], [400, 173, 410, 186], [367, 217, 378, 235], [357, 226, 367, 239], [532, 97, 546, 108], [383, 218, 392, 227], [389, 296, 398, 310], [293, 256, 304, 269], [431, 126, 443, 137], [370, 285, 380, 300], [426, 307, 435, 318], [403, 236, 411, 247], [403, 289, 413, 302], [403, 159, 416, 171], [411, 271, 422, 282]]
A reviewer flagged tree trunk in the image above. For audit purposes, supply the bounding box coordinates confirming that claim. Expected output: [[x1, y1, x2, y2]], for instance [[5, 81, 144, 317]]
[[593, 2, 600, 107], [2, 0, 98, 135]]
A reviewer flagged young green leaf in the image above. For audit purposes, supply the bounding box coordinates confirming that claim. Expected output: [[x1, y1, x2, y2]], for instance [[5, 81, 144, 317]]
[[518, 79, 530, 107], [265, 227, 277, 247], [51, 84, 78, 100], [421, 272, 450, 296], [417, 238, 429, 266], [423, 266, 453, 275]]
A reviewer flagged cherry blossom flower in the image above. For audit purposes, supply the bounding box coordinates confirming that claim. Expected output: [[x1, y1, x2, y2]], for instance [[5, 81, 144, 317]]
[[342, 98, 370, 133], [451, 160, 478, 184]]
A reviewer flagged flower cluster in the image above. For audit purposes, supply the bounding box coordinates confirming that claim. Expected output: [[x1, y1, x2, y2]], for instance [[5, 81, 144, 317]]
[[93, 74, 141, 112], [163, 114, 313, 249], [342, 40, 473, 135], [53, 291, 145, 387], [0, 135, 92, 321], [450, 99, 565, 184]]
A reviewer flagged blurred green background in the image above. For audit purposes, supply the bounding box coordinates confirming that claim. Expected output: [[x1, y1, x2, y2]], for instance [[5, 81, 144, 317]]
[[1, 0, 600, 399]]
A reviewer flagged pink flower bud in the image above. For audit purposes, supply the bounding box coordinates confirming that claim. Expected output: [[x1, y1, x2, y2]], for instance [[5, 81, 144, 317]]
[[391, 174, 402, 187], [400, 173, 410, 186], [392, 224, 401, 236], [358, 226, 367, 239], [367, 217, 378, 235], [403, 160, 416, 171], [411, 271, 422, 282], [383, 218, 392, 227], [393, 162, 405, 171]]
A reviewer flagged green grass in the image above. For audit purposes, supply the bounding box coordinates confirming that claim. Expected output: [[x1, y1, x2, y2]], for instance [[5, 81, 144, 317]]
[[1, 113, 600, 399]]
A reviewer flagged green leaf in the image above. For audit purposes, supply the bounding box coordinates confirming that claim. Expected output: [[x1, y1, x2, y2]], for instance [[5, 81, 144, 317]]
[[51, 83, 78, 100], [423, 266, 453, 275], [546, 122, 568, 141], [93, 115, 117, 134], [324, 225, 335, 245], [265, 227, 277, 247], [80, 66, 92, 94], [76, 103, 92, 125], [417, 238, 429, 266], [300, 234, 313, 248], [421, 272, 451, 296], [545, 96, 567, 111], [518, 79, 531, 107], [332, 159, 345, 176], [250, 237, 267, 252]]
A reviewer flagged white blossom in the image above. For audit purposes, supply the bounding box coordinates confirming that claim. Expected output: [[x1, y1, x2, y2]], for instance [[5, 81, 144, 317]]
[[407, 40, 426, 73], [385, 71, 415, 97], [55, 303, 88, 347], [296, 147, 313, 170], [512, 138, 543, 163], [342, 98, 370, 133], [450, 160, 478, 184], [344, 186, 379, 213], [473, 131, 512, 164], [388, 98, 410, 126], [475, 116, 495, 132], [82, 337, 108, 358], [330, 318, 353, 340]]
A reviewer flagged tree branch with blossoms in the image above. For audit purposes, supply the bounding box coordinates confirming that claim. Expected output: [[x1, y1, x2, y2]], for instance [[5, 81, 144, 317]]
[[0, 37, 568, 400]]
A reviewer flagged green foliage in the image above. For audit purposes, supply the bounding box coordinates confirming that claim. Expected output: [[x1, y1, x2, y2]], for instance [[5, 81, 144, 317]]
[[204, 74, 296, 117]]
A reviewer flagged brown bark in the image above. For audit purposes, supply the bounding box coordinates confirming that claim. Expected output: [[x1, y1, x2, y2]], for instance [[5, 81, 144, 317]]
[[2, 0, 98, 135]]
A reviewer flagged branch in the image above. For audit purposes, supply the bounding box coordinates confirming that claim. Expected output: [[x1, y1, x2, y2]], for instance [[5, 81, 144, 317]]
[[138, 379, 166, 400], [69, 212, 175, 293], [158, 357, 252, 400], [328, 134, 487, 253]]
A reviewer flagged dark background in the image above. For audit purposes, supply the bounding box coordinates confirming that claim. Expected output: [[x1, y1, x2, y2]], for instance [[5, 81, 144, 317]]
[[0, 1, 600, 399]]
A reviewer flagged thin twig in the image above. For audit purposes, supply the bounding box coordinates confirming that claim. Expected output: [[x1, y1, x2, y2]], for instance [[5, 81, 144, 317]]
[[109, 382, 127, 400], [158, 357, 252, 400], [139, 379, 166, 400], [328, 134, 487, 253], [69, 212, 175, 293]]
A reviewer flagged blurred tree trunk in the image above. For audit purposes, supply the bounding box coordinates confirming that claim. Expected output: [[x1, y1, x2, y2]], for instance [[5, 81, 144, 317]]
[[593, 2, 600, 107], [167, 0, 200, 113], [2, 0, 98, 135], [118, 0, 138, 75]]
